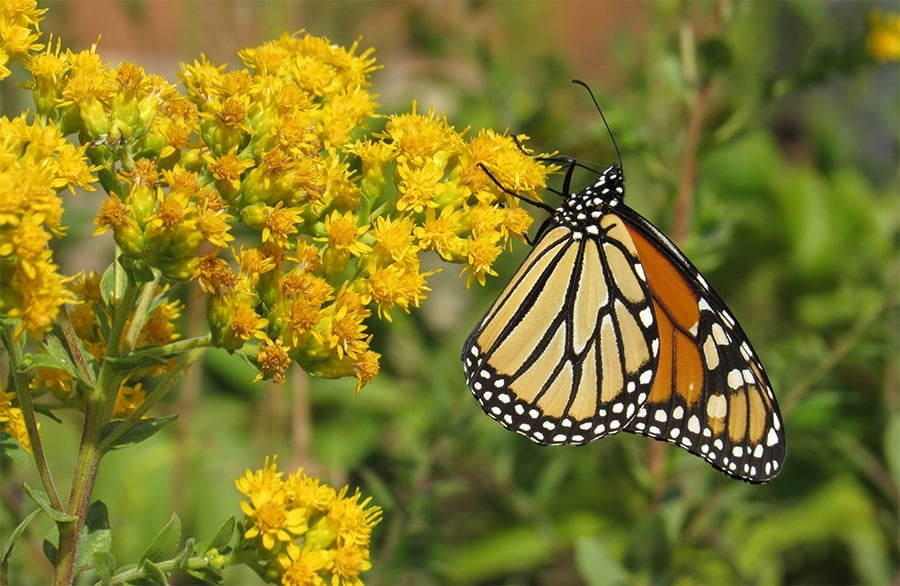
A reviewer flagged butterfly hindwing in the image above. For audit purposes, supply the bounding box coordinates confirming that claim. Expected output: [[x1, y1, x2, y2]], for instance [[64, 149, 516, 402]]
[[620, 209, 786, 482]]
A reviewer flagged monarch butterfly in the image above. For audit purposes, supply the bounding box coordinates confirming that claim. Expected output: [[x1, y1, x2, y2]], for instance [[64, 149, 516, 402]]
[[462, 85, 785, 483]]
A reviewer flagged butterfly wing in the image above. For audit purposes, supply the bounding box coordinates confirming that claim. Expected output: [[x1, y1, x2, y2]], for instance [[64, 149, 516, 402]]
[[618, 207, 786, 483], [462, 217, 660, 445]]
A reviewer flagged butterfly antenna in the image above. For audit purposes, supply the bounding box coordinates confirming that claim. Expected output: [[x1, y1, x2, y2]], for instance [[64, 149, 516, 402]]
[[572, 79, 623, 170]]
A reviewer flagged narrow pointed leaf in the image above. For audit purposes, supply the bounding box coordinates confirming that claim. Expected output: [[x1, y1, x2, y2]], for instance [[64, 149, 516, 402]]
[[100, 415, 178, 450], [207, 517, 235, 551], [141, 514, 181, 563], [1, 509, 41, 567], [23, 483, 76, 522]]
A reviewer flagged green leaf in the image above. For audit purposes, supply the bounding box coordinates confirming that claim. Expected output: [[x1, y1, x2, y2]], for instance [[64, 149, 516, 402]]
[[76, 501, 112, 570], [698, 37, 733, 72], [42, 533, 57, 565], [44, 334, 79, 371], [92, 550, 117, 583], [141, 514, 182, 563], [99, 415, 178, 450], [885, 413, 900, 488], [1, 508, 41, 568], [119, 255, 155, 285], [22, 350, 67, 372], [442, 524, 556, 582], [100, 261, 118, 305], [173, 537, 196, 568], [23, 483, 76, 522], [574, 535, 630, 586], [624, 513, 670, 577], [0, 433, 29, 469], [104, 351, 171, 371], [139, 558, 169, 585], [207, 516, 236, 552]]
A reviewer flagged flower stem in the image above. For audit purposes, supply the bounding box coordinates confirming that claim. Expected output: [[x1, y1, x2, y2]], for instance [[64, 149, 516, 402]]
[[54, 273, 145, 584], [1, 325, 62, 511]]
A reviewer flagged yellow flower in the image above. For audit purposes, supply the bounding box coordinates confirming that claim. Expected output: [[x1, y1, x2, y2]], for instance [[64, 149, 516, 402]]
[[461, 233, 502, 287], [113, 382, 146, 418], [868, 9, 900, 62], [320, 211, 372, 257], [329, 485, 383, 548], [29, 364, 74, 399], [285, 470, 337, 515], [380, 105, 463, 165], [139, 297, 184, 347], [414, 206, 466, 261], [331, 542, 372, 586], [466, 201, 506, 237], [236, 455, 284, 498], [236, 457, 310, 551], [209, 291, 270, 350], [0, 390, 32, 452], [315, 289, 371, 361], [462, 130, 553, 200], [320, 88, 378, 147], [5, 252, 76, 340], [501, 205, 534, 241], [261, 201, 305, 249], [352, 350, 380, 393], [274, 542, 331, 586], [370, 216, 417, 264], [395, 160, 445, 213], [255, 337, 292, 383], [319, 211, 372, 277], [241, 490, 309, 551], [348, 139, 396, 199], [237, 457, 380, 585], [206, 151, 256, 194], [0, 0, 46, 80], [362, 258, 433, 322]]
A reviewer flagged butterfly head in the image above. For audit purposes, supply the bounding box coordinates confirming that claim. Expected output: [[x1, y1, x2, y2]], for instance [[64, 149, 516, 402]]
[[555, 164, 625, 238]]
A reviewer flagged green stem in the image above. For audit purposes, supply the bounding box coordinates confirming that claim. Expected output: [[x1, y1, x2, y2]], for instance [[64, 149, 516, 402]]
[[125, 334, 213, 361], [59, 306, 97, 387], [98, 344, 208, 452], [1, 325, 62, 511], [52, 412, 103, 586], [104, 550, 223, 585], [121, 271, 161, 354], [54, 273, 145, 585]]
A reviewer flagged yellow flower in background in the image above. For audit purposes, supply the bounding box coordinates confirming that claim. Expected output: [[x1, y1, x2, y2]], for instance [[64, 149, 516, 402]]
[[867, 9, 900, 62]]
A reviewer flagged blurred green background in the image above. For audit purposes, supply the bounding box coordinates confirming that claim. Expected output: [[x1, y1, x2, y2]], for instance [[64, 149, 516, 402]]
[[1, 1, 898, 584]]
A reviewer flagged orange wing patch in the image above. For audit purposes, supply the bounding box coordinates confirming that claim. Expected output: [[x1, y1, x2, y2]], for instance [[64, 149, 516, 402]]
[[620, 216, 785, 483]]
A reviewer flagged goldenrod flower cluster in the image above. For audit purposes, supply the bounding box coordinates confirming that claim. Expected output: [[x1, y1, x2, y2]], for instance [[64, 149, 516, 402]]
[[0, 115, 95, 341], [10, 26, 553, 394], [867, 9, 900, 62], [0, 0, 45, 80], [235, 457, 382, 586], [1, 3, 548, 582]]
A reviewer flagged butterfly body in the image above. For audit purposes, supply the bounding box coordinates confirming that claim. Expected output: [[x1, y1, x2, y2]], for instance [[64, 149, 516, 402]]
[[462, 162, 786, 483]]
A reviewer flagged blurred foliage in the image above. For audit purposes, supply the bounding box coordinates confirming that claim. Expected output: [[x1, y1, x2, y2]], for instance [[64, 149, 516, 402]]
[[2, 0, 897, 584]]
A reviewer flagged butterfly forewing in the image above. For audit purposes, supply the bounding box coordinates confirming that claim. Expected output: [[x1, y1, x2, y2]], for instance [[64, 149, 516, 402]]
[[620, 209, 786, 483], [462, 172, 660, 445]]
